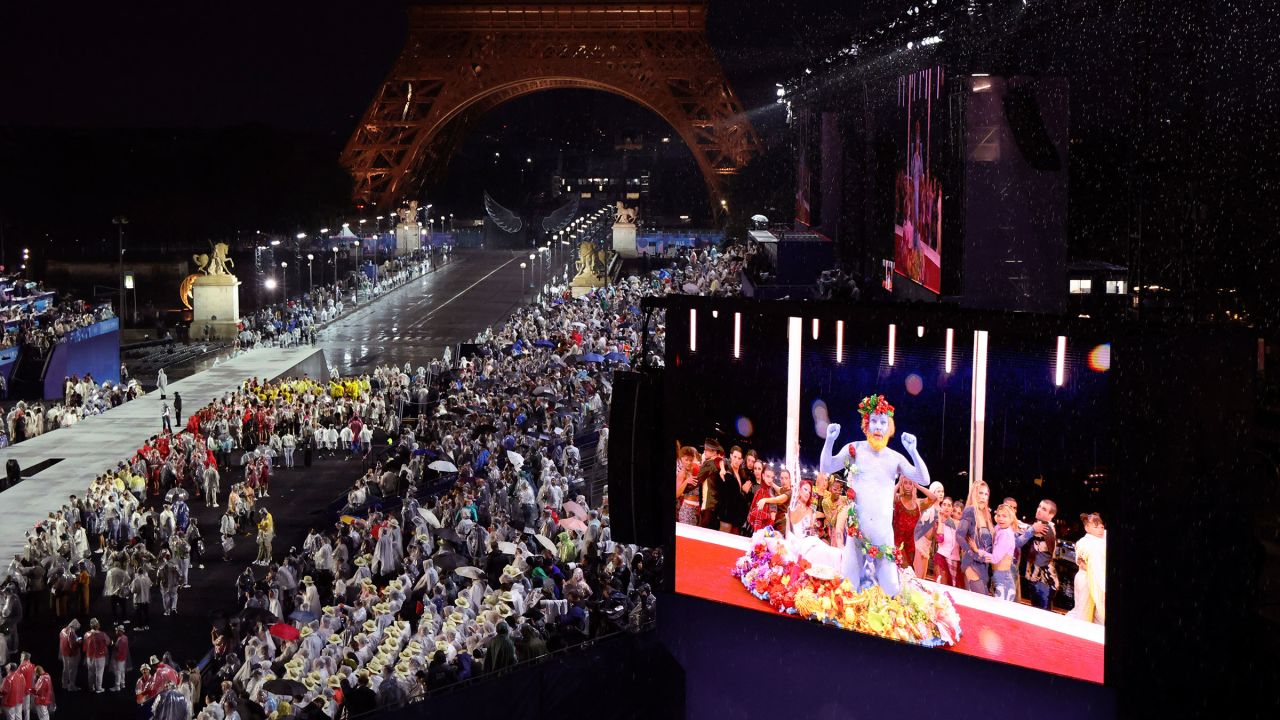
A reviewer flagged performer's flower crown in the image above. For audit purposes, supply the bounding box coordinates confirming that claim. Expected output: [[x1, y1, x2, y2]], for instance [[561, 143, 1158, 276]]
[[857, 394, 894, 418]]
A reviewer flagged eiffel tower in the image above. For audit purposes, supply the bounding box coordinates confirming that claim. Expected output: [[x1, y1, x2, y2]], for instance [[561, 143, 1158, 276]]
[[341, 1, 759, 210]]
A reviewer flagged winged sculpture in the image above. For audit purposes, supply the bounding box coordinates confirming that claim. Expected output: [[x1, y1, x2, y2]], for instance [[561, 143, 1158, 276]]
[[483, 192, 579, 237]]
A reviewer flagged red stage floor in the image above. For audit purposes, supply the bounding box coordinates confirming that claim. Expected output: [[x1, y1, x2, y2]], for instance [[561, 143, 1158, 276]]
[[676, 534, 1104, 683]]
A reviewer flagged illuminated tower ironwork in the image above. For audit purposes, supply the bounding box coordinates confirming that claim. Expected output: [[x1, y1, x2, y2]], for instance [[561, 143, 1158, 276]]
[[342, 2, 758, 209]]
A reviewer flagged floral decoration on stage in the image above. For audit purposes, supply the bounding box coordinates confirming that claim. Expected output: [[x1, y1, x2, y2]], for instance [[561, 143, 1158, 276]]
[[731, 528, 963, 647]]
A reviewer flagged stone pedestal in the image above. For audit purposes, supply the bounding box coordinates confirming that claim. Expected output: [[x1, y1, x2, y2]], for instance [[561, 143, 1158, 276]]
[[191, 274, 241, 341], [569, 275, 607, 298], [612, 222, 638, 259], [395, 223, 422, 256]]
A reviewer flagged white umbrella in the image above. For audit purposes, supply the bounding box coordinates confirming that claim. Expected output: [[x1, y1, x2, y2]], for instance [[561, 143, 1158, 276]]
[[455, 566, 485, 581], [417, 508, 442, 529], [497, 541, 519, 555], [428, 460, 458, 473], [682, 282, 700, 294], [750, 214, 769, 223], [534, 534, 557, 554], [507, 450, 524, 468]]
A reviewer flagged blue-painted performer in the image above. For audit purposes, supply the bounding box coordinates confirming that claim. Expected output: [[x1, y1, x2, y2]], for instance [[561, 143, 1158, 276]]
[[819, 394, 931, 596]]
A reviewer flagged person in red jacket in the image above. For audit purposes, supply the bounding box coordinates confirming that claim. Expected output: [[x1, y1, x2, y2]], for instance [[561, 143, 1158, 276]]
[[57, 619, 81, 692], [81, 618, 110, 693], [15, 653, 35, 720], [145, 657, 180, 701], [30, 667, 53, 720], [1, 663, 28, 719], [110, 626, 131, 692]]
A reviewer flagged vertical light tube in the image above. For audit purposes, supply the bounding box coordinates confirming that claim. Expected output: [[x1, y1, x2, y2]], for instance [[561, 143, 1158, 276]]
[[888, 323, 897, 366], [944, 327, 954, 373], [689, 308, 697, 352], [836, 320, 844, 364], [917, 325, 925, 338], [733, 312, 741, 359], [812, 318, 820, 340], [969, 330, 989, 489], [1055, 335, 1067, 386], [786, 317, 803, 476]]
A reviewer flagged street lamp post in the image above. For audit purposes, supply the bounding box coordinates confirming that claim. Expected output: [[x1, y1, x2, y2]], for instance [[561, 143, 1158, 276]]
[[280, 261, 288, 299], [520, 262, 527, 302], [332, 246, 339, 286], [112, 216, 128, 323], [307, 253, 314, 291], [353, 240, 362, 296]]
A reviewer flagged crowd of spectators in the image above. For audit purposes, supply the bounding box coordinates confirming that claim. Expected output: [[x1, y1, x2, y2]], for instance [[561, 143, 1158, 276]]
[[0, 246, 741, 720]]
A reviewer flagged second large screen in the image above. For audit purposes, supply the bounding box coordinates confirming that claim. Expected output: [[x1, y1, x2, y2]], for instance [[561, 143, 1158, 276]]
[[670, 307, 1110, 683], [894, 66, 945, 293]]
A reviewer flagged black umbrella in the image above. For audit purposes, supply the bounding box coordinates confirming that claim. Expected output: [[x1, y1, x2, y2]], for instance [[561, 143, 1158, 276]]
[[432, 551, 466, 574], [435, 527, 463, 546], [239, 606, 278, 625], [263, 678, 308, 697], [474, 423, 498, 435]]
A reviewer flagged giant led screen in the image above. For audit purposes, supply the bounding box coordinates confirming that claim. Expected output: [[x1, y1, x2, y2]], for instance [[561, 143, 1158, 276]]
[[894, 66, 945, 294], [668, 305, 1110, 683]]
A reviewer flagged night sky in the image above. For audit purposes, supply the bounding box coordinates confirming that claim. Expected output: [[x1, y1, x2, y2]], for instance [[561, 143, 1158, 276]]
[[0, 0, 836, 133]]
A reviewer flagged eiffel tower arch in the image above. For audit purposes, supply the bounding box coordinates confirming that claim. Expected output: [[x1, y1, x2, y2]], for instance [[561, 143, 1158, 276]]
[[341, 2, 759, 210]]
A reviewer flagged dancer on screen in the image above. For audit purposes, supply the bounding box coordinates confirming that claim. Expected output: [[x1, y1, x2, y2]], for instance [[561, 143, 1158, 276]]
[[819, 394, 931, 597]]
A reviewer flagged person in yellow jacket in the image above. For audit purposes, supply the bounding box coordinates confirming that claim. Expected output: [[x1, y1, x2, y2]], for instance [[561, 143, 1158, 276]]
[[254, 509, 275, 566]]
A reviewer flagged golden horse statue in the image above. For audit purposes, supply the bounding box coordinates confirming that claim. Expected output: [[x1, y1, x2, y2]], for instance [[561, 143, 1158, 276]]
[[575, 241, 608, 279], [193, 242, 235, 276]]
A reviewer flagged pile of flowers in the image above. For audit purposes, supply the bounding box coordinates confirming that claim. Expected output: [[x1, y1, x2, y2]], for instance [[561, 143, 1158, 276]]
[[732, 528, 963, 647]]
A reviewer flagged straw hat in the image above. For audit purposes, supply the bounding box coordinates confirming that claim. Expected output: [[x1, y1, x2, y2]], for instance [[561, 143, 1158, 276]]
[[453, 597, 471, 610], [327, 676, 342, 688], [499, 591, 515, 604], [322, 606, 336, 615], [328, 634, 343, 645], [299, 626, 314, 638], [448, 611, 465, 625], [497, 603, 513, 618], [362, 620, 377, 633], [302, 576, 314, 585]]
